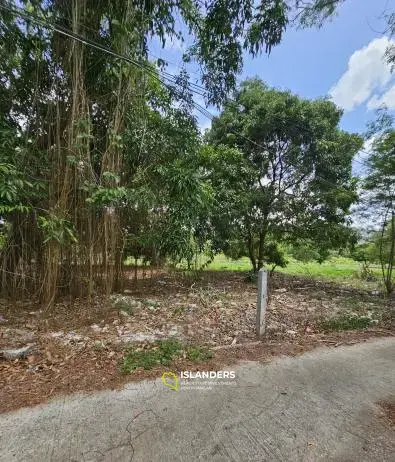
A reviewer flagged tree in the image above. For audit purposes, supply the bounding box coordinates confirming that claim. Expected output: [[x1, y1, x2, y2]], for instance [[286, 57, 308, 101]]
[[363, 125, 395, 296], [121, 85, 212, 269], [204, 79, 362, 271], [1, 0, 297, 303], [292, 0, 344, 27], [0, 0, 377, 303]]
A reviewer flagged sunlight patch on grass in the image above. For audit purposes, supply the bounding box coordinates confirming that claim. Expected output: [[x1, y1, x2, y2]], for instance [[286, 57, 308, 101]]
[[206, 254, 382, 289]]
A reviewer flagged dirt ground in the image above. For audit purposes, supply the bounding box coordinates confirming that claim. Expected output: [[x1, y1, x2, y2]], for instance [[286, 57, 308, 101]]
[[0, 271, 393, 413], [379, 399, 395, 429]]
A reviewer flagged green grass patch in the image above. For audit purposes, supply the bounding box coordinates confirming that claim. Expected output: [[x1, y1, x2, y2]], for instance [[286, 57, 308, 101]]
[[207, 254, 251, 271], [208, 253, 374, 278], [207, 254, 382, 289], [317, 314, 372, 332], [186, 346, 213, 362], [121, 339, 182, 373], [120, 340, 213, 374], [276, 257, 361, 279]]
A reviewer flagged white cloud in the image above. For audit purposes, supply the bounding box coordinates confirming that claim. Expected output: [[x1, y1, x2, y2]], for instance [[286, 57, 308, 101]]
[[367, 84, 395, 109], [329, 37, 394, 111]]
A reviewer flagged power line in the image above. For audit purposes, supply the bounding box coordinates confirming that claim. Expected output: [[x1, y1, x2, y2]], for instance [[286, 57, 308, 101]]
[[1, 2, 377, 175], [0, 4, 196, 93], [0, 3, 366, 199], [1, 3, 209, 96], [1, 2, 375, 173], [1, 2, 218, 131]]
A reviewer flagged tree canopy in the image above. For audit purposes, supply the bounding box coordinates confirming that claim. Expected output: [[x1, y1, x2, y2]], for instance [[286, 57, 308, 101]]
[[203, 79, 363, 270], [0, 0, 389, 305], [0, 0, 305, 304]]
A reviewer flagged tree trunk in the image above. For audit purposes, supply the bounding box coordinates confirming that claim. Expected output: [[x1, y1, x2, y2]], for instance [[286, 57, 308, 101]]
[[380, 208, 395, 296], [385, 210, 394, 296], [257, 232, 265, 271], [247, 232, 257, 272]]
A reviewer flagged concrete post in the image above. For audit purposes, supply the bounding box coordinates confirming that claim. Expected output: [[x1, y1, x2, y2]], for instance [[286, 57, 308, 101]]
[[256, 268, 268, 337]]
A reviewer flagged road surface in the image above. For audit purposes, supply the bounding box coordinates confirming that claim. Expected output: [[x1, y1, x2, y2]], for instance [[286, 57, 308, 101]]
[[1, 338, 394, 461]]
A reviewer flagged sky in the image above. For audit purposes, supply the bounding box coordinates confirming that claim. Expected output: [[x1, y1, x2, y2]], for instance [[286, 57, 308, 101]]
[[150, 0, 395, 170], [242, 0, 395, 134]]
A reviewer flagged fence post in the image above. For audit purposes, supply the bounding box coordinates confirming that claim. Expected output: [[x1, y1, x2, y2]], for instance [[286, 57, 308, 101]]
[[256, 268, 268, 337]]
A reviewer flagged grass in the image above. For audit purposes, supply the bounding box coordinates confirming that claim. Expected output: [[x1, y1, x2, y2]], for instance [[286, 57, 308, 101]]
[[121, 339, 182, 373], [317, 314, 373, 332], [186, 346, 213, 362], [207, 254, 383, 288], [208, 254, 251, 272], [121, 340, 213, 374], [276, 257, 379, 280]]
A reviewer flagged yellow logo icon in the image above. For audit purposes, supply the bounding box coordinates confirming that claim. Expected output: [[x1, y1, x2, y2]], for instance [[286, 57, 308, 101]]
[[161, 372, 179, 391]]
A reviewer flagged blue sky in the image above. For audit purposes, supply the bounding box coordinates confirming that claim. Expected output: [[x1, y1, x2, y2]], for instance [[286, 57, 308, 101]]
[[241, 0, 395, 136], [150, 0, 395, 161]]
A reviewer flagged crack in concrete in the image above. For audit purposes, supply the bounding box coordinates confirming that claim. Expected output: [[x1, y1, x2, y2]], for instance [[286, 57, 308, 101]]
[[125, 409, 160, 462]]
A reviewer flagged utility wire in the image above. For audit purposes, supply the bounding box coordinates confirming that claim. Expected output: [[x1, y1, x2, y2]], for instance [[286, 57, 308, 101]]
[[0, 3, 369, 199], [0, 2, 378, 172]]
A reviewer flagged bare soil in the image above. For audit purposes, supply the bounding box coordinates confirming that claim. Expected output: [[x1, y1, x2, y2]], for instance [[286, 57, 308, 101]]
[[0, 271, 393, 413], [379, 399, 395, 429]]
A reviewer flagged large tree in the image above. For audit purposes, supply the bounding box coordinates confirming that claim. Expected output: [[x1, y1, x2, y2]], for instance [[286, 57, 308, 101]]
[[0, 0, 298, 303], [204, 79, 363, 271], [363, 118, 395, 296]]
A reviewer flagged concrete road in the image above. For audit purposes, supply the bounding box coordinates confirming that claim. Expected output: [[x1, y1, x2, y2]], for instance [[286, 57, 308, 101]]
[[1, 339, 394, 462]]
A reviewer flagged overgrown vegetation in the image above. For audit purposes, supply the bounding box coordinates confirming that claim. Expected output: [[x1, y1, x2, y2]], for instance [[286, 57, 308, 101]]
[[120, 340, 213, 374], [0, 0, 305, 304], [121, 339, 183, 373], [0, 0, 393, 307]]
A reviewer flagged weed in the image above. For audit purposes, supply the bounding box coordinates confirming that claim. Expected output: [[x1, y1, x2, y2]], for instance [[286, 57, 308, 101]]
[[120, 340, 214, 374], [121, 339, 183, 374], [143, 299, 160, 308], [173, 306, 185, 316], [317, 314, 372, 332], [158, 339, 183, 359], [186, 346, 213, 362], [93, 340, 105, 351], [110, 295, 135, 314]]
